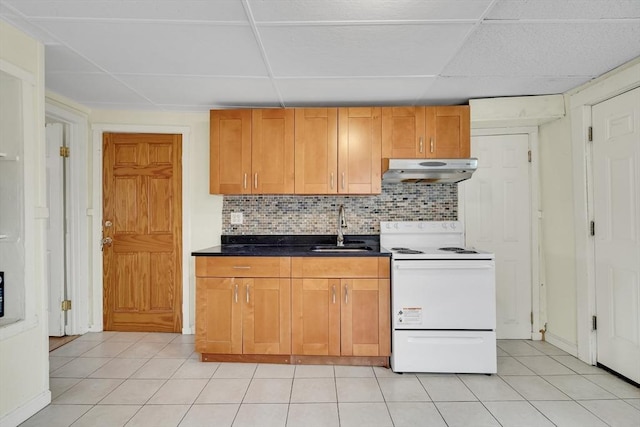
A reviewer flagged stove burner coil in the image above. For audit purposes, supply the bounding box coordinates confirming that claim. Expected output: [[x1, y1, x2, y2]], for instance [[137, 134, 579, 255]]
[[439, 247, 478, 254], [391, 247, 425, 255]]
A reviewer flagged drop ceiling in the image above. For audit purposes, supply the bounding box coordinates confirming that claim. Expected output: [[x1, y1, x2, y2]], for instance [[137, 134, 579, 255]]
[[1, 0, 639, 112]]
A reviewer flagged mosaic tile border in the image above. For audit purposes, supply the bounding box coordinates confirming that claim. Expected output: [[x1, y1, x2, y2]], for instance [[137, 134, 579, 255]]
[[222, 184, 457, 235]]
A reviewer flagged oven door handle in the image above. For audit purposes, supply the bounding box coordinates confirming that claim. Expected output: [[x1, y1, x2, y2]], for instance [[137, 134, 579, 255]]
[[394, 262, 494, 270]]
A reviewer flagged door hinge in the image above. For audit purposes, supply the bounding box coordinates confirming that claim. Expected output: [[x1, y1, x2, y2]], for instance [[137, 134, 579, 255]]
[[590, 221, 595, 236], [61, 300, 72, 311], [59, 146, 70, 157], [588, 126, 593, 142], [592, 315, 597, 331], [528, 150, 532, 163], [530, 312, 534, 325]]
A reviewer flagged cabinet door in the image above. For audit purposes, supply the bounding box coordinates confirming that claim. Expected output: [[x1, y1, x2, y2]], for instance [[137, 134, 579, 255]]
[[252, 109, 295, 194], [341, 278, 390, 357], [294, 108, 338, 194], [196, 278, 242, 354], [210, 110, 252, 194], [338, 107, 382, 194], [243, 278, 292, 354], [381, 106, 426, 158], [425, 106, 470, 158], [292, 278, 341, 356]]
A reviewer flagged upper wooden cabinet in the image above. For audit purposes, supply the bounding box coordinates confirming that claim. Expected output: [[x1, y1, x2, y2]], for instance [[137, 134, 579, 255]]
[[210, 109, 294, 194], [294, 108, 338, 194], [338, 107, 382, 194], [210, 109, 251, 194], [382, 105, 470, 159], [211, 105, 467, 195], [294, 107, 381, 195]]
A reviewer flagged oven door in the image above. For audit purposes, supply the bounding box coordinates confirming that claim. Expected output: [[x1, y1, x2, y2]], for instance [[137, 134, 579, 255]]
[[391, 259, 495, 330]]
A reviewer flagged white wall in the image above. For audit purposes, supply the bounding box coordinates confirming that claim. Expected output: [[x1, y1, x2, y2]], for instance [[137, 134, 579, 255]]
[[0, 20, 49, 426], [538, 110, 578, 350]]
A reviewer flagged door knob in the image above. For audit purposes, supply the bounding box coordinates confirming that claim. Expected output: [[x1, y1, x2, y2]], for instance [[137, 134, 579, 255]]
[[101, 237, 113, 250]]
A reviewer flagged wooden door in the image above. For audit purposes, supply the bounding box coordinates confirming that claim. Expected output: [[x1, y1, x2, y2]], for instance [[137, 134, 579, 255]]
[[103, 132, 182, 332], [338, 107, 382, 194], [252, 109, 295, 194], [593, 87, 640, 383], [425, 106, 470, 158], [294, 108, 338, 194], [210, 109, 251, 194], [464, 134, 532, 339], [292, 278, 340, 356], [243, 278, 291, 354], [381, 106, 426, 158], [195, 277, 242, 354], [341, 279, 389, 356]]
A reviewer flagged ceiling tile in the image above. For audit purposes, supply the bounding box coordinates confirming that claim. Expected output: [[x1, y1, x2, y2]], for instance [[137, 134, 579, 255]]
[[45, 72, 153, 105], [260, 23, 474, 77], [443, 22, 640, 77], [419, 76, 593, 104], [275, 77, 436, 106], [3, 0, 248, 21], [488, 0, 640, 20], [117, 74, 281, 108], [45, 45, 102, 73], [33, 20, 269, 76], [249, 0, 493, 22]]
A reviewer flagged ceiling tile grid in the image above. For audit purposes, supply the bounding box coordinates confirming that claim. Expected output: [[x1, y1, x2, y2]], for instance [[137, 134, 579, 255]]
[[0, 0, 639, 111]]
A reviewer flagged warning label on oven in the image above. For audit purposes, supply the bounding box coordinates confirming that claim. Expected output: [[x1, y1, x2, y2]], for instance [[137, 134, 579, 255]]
[[398, 307, 423, 325]]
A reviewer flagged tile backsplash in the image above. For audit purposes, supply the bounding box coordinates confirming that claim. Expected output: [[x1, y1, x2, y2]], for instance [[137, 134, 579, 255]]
[[222, 184, 457, 235]]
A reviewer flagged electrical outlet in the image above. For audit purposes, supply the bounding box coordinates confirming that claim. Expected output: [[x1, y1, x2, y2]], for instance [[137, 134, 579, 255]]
[[230, 212, 243, 225]]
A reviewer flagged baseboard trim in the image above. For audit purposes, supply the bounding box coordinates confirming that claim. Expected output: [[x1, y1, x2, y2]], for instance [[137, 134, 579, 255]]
[[545, 332, 578, 357], [0, 390, 50, 427]]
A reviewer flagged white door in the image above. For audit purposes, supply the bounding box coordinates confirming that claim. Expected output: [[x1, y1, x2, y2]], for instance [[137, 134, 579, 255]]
[[464, 134, 532, 339], [46, 123, 66, 337], [592, 87, 640, 383]]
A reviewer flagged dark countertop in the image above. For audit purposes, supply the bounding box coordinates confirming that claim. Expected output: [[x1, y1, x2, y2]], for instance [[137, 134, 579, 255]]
[[192, 234, 390, 258]]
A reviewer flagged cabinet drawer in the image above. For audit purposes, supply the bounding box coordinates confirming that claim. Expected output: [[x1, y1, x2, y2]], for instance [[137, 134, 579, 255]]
[[291, 257, 384, 278], [196, 257, 291, 277]]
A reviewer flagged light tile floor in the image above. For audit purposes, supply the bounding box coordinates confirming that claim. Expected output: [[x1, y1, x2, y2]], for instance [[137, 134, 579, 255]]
[[21, 333, 640, 426]]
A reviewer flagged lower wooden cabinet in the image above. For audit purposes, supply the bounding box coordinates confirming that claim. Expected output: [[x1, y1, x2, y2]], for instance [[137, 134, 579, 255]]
[[291, 277, 390, 357], [195, 257, 291, 355], [195, 256, 390, 362], [291, 257, 390, 357]]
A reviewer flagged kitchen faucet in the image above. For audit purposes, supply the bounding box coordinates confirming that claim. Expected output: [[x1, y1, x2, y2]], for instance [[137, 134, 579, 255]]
[[337, 204, 347, 246]]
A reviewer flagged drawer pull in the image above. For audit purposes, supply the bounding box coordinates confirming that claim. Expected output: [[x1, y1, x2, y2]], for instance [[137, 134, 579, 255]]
[[419, 137, 424, 153], [246, 284, 250, 303], [233, 266, 251, 269], [332, 285, 336, 304], [234, 284, 238, 303], [344, 284, 349, 305]]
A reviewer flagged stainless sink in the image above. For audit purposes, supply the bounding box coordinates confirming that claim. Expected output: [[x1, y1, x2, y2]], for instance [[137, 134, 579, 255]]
[[310, 245, 373, 253]]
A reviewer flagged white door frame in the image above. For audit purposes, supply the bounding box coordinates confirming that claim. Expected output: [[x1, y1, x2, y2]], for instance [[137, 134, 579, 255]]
[[459, 126, 543, 340], [91, 124, 192, 334], [45, 98, 90, 336], [569, 59, 640, 365]]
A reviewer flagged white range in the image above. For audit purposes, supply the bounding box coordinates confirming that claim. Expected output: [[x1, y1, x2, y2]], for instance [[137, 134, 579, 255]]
[[381, 221, 497, 374]]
